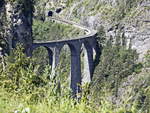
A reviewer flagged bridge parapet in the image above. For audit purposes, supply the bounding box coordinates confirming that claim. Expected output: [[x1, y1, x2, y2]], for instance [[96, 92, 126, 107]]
[[30, 18, 100, 97]]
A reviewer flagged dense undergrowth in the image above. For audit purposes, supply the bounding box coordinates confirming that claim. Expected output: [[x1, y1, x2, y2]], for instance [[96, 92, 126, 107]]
[[0, 0, 150, 112], [0, 43, 149, 112], [1, 17, 150, 113]]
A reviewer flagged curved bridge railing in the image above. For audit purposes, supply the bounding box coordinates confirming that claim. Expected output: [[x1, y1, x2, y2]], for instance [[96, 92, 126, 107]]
[[31, 17, 100, 96]]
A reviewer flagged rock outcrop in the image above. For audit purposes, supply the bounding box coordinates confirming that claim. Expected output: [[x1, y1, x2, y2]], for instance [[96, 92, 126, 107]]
[[81, 0, 150, 61], [39, 0, 149, 61], [0, 0, 6, 52], [0, 0, 33, 55]]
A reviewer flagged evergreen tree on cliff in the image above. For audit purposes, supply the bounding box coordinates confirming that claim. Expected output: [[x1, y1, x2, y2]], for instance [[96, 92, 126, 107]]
[[0, 0, 33, 55]]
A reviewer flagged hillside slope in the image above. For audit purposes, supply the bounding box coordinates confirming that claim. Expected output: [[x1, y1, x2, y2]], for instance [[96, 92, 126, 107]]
[[35, 0, 150, 61]]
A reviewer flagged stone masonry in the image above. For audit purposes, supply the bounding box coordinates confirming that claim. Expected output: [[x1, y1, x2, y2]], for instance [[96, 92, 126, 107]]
[[30, 18, 100, 96]]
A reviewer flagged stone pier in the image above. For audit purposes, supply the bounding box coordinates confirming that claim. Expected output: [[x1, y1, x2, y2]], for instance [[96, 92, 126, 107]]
[[31, 17, 100, 96]]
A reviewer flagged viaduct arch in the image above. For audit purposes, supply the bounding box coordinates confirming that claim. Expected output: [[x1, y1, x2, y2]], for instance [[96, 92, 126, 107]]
[[30, 17, 101, 96]]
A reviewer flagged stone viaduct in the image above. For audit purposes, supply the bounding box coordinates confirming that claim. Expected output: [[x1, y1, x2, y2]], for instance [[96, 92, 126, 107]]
[[30, 17, 101, 96]]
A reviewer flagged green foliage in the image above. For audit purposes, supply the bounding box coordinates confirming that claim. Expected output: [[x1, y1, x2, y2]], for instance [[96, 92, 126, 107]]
[[32, 19, 84, 71], [32, 47, 50, 74], [0, 44, 145, 112], [70, 0, 144, 22], [96, 43, 138, 78], [0, 40, 149, 113], [144, 50, 150, 68], [32, 20, 84, 41], [1, 0, 150, 112], [0, 45, 96, 113], [93, 40, 139, 96], [133, 63, 143, 73], [66, 0, 74, 7], [91, 37, 150, 112], [97, 25, 106, 47], [0, 45, 49, 94], [129, 71, 150, 113]]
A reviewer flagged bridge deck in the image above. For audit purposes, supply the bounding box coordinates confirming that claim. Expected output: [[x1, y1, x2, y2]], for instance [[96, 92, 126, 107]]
[[33, 17, 97, 44]]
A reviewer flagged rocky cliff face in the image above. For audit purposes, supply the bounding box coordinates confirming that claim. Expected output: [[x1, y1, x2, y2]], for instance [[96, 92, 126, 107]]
[[37, 0, 150, 61], [1, 0, 149, 59], [0, 0, 33, 55], [0, 0, 6, 52], [66, 0, 150, 61]]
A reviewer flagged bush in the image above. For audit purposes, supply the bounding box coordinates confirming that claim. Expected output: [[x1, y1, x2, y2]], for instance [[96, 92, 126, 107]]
[[144, 50, 150, 68], [0, 44, 149, 113], [0, 45, 98, 113], [0, 45, 49, 94], [93, 40, 139, 97]]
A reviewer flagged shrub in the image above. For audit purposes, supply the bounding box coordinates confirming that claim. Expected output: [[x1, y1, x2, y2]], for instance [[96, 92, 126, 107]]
[[93, 40, 139, 97], [0, 45, 49, 94], [144, 50, 150, 68]]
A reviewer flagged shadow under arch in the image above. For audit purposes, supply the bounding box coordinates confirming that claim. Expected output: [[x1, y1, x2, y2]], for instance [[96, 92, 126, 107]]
[[80, 43, 85, 79], [82, 40, 95, 83], [32, 46, 53, 69], [86, 38, 101, 72]]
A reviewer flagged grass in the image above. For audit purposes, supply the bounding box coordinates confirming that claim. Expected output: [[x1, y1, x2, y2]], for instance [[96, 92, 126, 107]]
[[0, 44, 150, 113], [0, 87, 98, 113], [32, 19, 85, 42]]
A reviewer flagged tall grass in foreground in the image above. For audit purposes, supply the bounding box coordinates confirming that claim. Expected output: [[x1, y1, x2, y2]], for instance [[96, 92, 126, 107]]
[[0, 45, 149, 113]]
